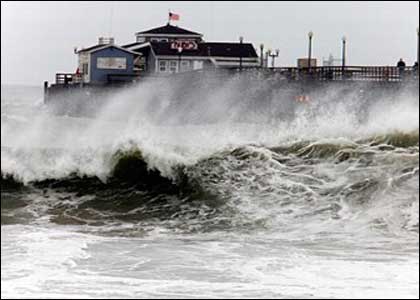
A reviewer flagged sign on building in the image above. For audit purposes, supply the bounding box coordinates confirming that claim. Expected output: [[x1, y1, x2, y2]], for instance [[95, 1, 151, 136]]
[[170, 40, 198, 51], [97, 57, 127, 70]]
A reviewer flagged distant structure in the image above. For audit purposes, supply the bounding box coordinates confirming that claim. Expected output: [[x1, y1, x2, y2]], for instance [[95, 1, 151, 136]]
[[297, 58, 318, 68], [70, 23, 259, 85], [45, 19, 418, 105], [322, 54, 342, 67]]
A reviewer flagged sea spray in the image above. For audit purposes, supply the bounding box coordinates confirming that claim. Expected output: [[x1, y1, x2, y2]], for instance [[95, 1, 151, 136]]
[[1, 82, 419, 299]]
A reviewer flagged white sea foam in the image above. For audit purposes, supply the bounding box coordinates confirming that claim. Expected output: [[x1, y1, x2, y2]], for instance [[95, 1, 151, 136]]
[[1, 83, 419, 299], [1, 79, 418, 182]]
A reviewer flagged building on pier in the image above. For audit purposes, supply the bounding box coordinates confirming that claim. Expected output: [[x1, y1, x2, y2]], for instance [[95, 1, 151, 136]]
[[68, 23, 259, 86]]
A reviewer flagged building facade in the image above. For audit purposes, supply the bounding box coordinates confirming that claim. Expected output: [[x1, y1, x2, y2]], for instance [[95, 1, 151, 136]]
[[76, 38, 140, 84], [124, 23, 260, 75], [74, 23, 259, 85]]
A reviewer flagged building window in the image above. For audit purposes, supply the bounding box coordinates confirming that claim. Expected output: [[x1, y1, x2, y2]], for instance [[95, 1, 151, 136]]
[[151, 38, 168, 42], [136, 36, 146, 43], [169, 61, 178, 73], [193, 61, 203, 70], [159, 60, 168, 72], [97, 57, 127, 70], [181, 60, 190, 71]]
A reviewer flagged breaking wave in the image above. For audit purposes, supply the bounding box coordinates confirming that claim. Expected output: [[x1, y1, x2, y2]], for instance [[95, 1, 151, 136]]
[[2, 134, 418, 236], [1, 80, 419, 238], [2, 130, 418, 186]]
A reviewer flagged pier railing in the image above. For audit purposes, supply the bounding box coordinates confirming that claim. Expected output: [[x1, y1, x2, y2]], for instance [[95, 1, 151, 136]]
[[54, 66, 418, 86], [54, 73, 138, 85], [55, 73, 82, 85], [237, 66, 418, 82]]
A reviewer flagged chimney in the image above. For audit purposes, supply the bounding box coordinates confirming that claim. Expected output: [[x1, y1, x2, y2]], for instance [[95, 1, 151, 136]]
[[98, 37, 115, 45]]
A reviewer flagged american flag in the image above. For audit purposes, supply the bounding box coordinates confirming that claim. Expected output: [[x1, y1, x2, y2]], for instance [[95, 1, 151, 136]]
[[169, 12, 180, 21]]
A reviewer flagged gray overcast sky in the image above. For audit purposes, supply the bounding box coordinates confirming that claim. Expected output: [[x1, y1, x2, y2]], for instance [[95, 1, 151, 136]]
[[1, 1, 419, 86]]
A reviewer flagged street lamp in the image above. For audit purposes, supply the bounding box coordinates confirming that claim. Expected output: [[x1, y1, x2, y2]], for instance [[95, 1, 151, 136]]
[[260, 43, 265, 68], [268, 49, 280, 68], [265, 50, 270, 68], [177, 46, 183, 73], [239, 36, 244, 71], [308, 31, 314, 70], [342, 36, 347, 73]]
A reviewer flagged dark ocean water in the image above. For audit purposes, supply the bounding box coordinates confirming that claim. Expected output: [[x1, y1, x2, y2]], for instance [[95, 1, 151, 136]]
[[1, 82, 419, 298]]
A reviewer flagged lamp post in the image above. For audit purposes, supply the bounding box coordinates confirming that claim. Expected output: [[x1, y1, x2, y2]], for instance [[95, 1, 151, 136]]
[[308, 31, 314, 70], [342, 36, 347, 76], [265, 50, 270, 68], [177, 46, 183, 73], [268, 49, 280, 68], [239, 36, 244, 71], [260, 44, 265, 68]]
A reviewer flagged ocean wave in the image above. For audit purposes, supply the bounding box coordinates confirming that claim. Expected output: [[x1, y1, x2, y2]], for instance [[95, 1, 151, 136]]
[[71, 142, 410, 234], [1, 132, 418, 236], [1, 130, 419, 186], [2, 131, 418, 186]]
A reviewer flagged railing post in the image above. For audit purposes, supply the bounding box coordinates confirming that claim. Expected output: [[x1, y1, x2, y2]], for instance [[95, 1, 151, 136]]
[[43, 81, 48, 104]]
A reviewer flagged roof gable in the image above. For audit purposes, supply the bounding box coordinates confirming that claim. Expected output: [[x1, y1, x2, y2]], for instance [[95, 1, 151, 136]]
[[78, 44, 140, 56], [136, 24, 202, 36]]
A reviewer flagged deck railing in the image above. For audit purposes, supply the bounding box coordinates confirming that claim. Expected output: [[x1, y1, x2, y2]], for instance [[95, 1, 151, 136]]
[[237, 66, 418, 82], [55, 73, 82, 85], [54, 73, 139, 85], [54, 66, 418, 85]]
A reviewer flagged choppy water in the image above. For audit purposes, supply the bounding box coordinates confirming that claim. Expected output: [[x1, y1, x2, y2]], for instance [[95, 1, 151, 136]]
[[1, 80, 419, 299]]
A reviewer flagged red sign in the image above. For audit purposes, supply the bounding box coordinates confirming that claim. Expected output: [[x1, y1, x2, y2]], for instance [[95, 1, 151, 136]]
[[170, 40, 198, 51]]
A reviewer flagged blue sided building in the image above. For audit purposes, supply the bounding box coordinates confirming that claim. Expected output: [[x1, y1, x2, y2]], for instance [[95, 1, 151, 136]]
[[76, 37, 141, 85]]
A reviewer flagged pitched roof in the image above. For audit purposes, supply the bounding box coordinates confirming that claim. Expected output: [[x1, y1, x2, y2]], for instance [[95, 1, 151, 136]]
[[77, 44, 141, 55], [77, 44, 105, 53], [122, 42, 143, 49], [148, 42, 258, 58], [136, 23, 202, 36]]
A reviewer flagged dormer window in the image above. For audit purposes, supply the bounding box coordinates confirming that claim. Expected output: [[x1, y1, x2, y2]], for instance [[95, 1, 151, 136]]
[[136, 36, 146, 43], [150, 38, 169, 43]]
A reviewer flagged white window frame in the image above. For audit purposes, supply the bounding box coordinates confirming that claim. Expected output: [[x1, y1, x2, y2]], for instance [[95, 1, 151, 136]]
[[169, 60, 178, 73], [181, 60, 190, 71], [159, 60, 168, 73], [96, 57, 127, 70]]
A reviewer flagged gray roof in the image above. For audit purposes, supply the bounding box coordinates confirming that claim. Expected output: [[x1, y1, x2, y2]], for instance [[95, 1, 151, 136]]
[[77, 44, 140, 55], [136, 23, 202, 36]]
